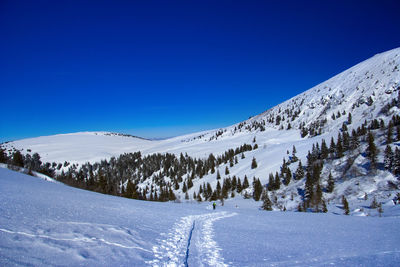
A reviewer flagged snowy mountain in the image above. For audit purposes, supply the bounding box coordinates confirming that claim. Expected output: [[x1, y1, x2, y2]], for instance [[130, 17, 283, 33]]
[[1, 47, 400, 215], [1, 167, 400, 266]]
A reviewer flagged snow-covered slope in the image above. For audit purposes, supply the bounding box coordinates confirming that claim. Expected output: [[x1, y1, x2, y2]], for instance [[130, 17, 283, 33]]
[[236, 47, 400, 136], [2, 132, 155, 164], [1, 168, 400, 266]]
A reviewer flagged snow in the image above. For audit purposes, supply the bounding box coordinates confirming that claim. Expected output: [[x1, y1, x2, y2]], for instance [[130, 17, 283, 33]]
[[1, 168, 400, 266]]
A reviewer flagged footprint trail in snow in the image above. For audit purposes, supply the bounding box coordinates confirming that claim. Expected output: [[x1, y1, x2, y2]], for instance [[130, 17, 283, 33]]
[[148, 211, 237, 267]]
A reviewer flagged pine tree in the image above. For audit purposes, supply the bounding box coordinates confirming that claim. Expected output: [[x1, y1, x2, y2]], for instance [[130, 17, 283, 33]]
[[12, 151, 24, 167], [267, 173, 274, 191], [243, 175, 249, 189], [322, 200, 328, 213], [394, 147, 400, 176], [251, 157, 258, 169], [182, 182, 187, 193], [216, 170, 221, 180], [350, 130, 360, 151], [291, 145, 298, 162], [261, 190, 272, 211], [187, 178, 193, 189], [342, 196, 350, 215], [295, 160, 304, 180], [274, 172, 280, 190], [321, 139, 329, 159], [236, 178, 242, 193], [329, 137, 336, 158], [378, 203, 383, 217], [347, 112, 352, 124], [326, 172, 335, 193], [366, 131, 378, 170], [387, 124, 393, 144], [225, 166, 230, 175], [336, 133, 343, 158], [185, 191, 189, 200], [283, 168, 291, 186], [384, 145, 394, 171], [312, 183, 323, 212], [304, 171, 313, 208], [216, 181, 222, 198], [253, 178, 263, 201], [0, 149, 7, 163], [370, 197, 379, 209]]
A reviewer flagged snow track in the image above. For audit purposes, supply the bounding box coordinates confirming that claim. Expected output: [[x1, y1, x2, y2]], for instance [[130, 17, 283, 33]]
[[148, 211, 237, 267]]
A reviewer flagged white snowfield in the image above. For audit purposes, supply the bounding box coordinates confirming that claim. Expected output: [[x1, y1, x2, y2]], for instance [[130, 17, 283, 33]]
[[1, 168, 400, 266]]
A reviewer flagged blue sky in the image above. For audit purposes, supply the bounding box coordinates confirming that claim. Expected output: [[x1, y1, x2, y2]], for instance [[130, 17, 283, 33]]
[[1, 0, 399, 142]]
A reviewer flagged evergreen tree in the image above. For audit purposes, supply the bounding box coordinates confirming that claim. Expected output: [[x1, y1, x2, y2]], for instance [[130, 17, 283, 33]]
[[350, 130, 360, 150], [366, 131, 379, 170], [283, 168, 291, 186], [236, 178, 242, 193], [387, 124, 393, 144], [252, 178, 263, 201], [187, 178, 193, 189], [312, 183, 323, 212], [251, 157, 258, 169], [12, 151, 24, 167], [322, 200, 328, 213], [347, 112, 352, 124], [225, 166, 230, 175], [370, 197, 379, 209], [329, 137, 336, 158], [336, 133, 343, 158], [320, 139, 329, 159], [378, 203, 383, 217], [384, 145, 394, 171], [394, 147, 400, 176], [243, 175, 250, 189], [124, 179, 137, 199], [326, 172, 335, 193], [342, 196, 350, 215], [182, 182, 187, 193], [291, 145, 298, 162], [97, 173, 108, 194], [294, 160, 304, 180], [216, 170, 221, 180], [0, 149, 7, 164], [216, 181, 222, 198], [261, 190, 272, 211], [185, 191, 189, 200], [274, 172, 281, 190], [304, 171, 313, 208], [267, 173, 274, 191]]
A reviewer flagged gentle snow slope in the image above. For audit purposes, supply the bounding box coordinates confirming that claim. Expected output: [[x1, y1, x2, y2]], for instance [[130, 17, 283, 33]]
[[1, 168, 400, 266], [2, 132, 155, 164]]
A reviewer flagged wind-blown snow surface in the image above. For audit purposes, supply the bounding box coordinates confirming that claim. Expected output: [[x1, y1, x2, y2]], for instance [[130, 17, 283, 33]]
[[1, 168, 400, 266]]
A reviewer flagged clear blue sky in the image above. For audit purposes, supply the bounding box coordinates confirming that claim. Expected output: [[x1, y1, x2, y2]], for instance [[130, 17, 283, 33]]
[[1, 0, 399, 142]]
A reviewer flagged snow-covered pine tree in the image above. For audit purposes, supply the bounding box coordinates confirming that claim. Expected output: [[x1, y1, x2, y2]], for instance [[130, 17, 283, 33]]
[[261, 190, 272, 211], [342, 196, 350, 215], [384, 145, 394, 171]]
